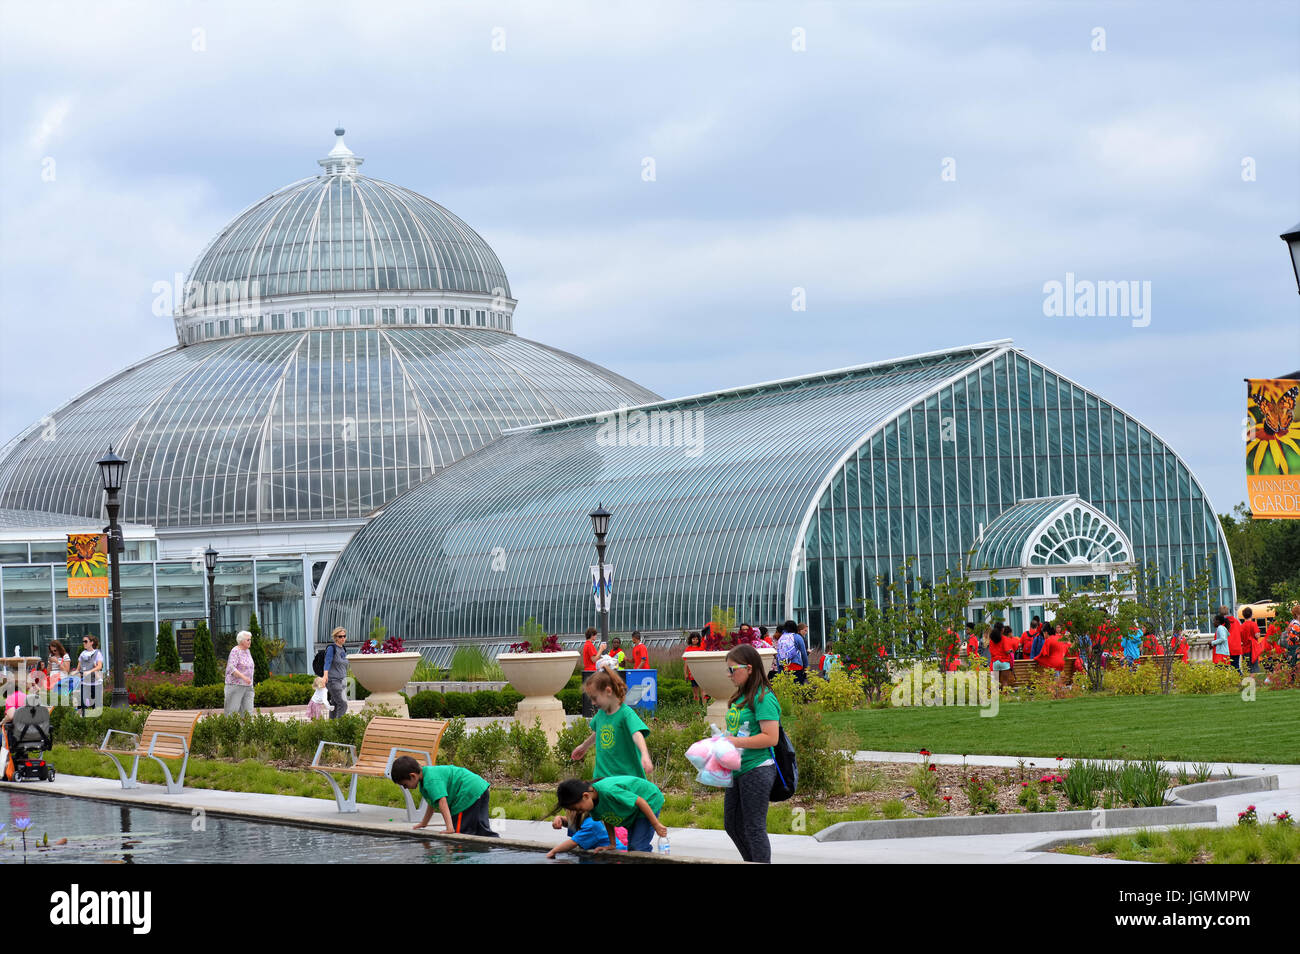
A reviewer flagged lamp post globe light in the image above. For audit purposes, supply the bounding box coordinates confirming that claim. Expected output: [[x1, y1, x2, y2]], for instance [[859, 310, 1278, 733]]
[[589, 504, 611, 647], [95, 446, 128, 710], [204, 546, 219, 644], [1281, 222, 1300, 295]]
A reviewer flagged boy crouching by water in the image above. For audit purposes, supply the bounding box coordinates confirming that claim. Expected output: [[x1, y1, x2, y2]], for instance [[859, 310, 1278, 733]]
[[390, 755, 498, 837]]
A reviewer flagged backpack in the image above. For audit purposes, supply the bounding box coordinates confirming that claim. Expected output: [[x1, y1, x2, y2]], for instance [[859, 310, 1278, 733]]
[[776, 633, 799, 665], [312, 648, 327, 678], [769, 725, 798, 801]]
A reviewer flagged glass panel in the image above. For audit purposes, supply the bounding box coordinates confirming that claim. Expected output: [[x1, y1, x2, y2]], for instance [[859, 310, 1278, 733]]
[[213, 560, 255, 648], [2, 565, 54, 656], [256, 559, 306, 673], [0, 544, 29, 565], [29, 544, 66, 564], [155, 562, 206, 630]]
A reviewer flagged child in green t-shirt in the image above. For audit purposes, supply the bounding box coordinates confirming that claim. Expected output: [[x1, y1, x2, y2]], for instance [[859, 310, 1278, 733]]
[[390, 755, 498, 837], [719, 643, 782, 864], [570, 668, 653, 779], [554, 776, 667, 853]]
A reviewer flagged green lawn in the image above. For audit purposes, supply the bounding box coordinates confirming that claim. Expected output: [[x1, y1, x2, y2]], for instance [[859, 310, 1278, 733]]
[[827, 691, 1300, 764], [1056, 823, 1300, 863]]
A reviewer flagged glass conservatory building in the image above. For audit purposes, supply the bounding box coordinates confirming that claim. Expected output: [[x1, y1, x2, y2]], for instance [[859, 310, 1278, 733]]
[[318, 340, 1235, 648], [0, 131, 658, 665]]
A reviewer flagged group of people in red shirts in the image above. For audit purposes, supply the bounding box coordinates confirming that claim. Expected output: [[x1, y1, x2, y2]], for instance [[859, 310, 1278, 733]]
[[935, 602, 1300, 684], [1211, 604, 1300, 674], [940, 615, 1193, 686]]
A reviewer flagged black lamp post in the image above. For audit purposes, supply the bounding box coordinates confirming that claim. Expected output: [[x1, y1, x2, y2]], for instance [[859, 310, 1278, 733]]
[[204, 546, 219, 643], [96, 446, 129, 710], [589, 504, 611, 647], [1281, 222, 1300, 294]]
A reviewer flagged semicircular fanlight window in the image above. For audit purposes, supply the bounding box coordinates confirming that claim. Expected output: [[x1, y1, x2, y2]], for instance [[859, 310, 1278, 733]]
[[1028, 506, 1129, 566]]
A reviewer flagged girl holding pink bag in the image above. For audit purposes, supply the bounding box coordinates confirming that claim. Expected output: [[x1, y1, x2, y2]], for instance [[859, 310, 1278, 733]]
[[720, 643, 781, 863]]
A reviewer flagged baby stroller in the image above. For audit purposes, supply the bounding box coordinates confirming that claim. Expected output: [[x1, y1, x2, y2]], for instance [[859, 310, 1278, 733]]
[[2, 701, 56, 782]]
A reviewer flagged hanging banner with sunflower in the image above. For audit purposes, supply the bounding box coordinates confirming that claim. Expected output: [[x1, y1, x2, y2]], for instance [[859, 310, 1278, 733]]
[[1246, 378, 1300, 519], [67, 533, 109, 597]]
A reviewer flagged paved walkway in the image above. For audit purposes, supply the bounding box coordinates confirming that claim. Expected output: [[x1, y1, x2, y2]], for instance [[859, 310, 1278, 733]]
[[11, 749, 1294, 863]]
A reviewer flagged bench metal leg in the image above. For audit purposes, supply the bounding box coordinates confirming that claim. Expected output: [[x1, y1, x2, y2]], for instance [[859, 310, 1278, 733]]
[[103, 752, 142, 789], [313, 769, 359, 813], [400, 787, 426, 823], [149, 755, 189, 795]]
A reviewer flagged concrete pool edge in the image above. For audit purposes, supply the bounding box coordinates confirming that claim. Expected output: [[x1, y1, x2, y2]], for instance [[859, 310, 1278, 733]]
[[0, 777, 735, 864]]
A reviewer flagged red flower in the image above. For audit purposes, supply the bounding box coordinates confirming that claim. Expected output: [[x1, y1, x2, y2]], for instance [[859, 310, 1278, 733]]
[[928, 764, 937, 772], [943, 796, 952, 802], [1021, 782, 1030, 787], [919, 749, 930, 756]]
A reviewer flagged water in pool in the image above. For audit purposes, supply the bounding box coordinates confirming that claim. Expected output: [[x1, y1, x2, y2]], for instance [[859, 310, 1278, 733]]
[[0, 789, 596, 864]]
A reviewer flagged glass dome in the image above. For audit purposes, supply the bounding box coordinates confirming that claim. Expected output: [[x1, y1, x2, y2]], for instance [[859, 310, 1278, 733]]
[[0, 329, 660, 528], [178, 130, 512, 338]]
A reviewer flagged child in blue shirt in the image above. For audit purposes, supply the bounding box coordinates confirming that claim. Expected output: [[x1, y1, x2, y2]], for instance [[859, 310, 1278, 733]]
[[546, 809, 627, 858]]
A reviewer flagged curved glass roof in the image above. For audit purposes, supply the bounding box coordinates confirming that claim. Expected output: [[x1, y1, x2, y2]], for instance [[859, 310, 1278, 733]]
[[317, 344, 1001, 641], [184, 133, 511, 306], [973, 495, 1132, 569], [0, 329, 659, 528]]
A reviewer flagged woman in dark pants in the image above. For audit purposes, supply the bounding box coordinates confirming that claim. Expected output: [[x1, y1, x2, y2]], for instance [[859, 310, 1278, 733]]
[[720, 643, 781, 863]]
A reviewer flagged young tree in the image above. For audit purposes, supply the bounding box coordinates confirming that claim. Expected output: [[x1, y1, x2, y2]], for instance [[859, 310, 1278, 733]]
[[154, 620, 180, 673], [248, 611, 270, 685], [1050, 575, 1140, 692], [832, 593, 897, 704], [1133, 560, 1214, 695], [192, 619, 221, 687]]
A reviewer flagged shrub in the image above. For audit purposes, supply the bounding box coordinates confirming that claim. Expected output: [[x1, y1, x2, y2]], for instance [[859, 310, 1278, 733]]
[[553, 717, 593, 778], [460, 722, 509, 776], [1174, 661, 1244, 695], [784, 704, 853, 798], [253, 678, 313, 708], [191, 620, 221, 687], [508, 719, 553, 783], [154, 621, 180, 673], [558, 687, 582, 714], [810, 670, 865, 711], [1104, 663, 1162, 696], [657, 678, 693, 707], [437, 716, 466, 763], [248, 612, 270, 685], [146, 682, 225, 709], [408, 690, 446, 720], [51, 704, 147, 747]]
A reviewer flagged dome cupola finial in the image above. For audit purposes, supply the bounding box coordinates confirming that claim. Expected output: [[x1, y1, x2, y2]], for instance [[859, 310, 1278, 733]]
[[319, 127, 363, 176]]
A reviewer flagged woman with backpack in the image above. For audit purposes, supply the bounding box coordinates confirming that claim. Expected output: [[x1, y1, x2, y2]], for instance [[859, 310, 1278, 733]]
[[776, 620, 809, 684], [720, 643, 782, 863]]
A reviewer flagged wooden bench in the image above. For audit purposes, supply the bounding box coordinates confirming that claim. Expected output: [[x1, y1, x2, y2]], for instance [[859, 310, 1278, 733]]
[[99, 710, 202, 795], [311, 717, 448, 821], [1011, 659, 1040, 685]]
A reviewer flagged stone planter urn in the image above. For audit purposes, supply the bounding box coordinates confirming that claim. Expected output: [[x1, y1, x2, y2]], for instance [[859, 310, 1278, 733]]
[[349, 652, 422, 718], [686, 647, 778, 725], [496, 651, 580, 743]]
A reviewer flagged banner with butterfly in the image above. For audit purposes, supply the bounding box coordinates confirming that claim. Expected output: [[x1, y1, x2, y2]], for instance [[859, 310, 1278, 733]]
[[66, 533, 110, 597], [1246, 378, 1300, 519]]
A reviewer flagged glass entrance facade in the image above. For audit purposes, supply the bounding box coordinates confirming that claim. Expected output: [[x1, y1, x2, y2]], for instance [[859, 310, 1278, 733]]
[[0, 558, 308, 673]]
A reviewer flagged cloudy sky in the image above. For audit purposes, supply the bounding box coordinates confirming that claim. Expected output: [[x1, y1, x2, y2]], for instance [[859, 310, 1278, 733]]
[[1, 0, 1297, 516]]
